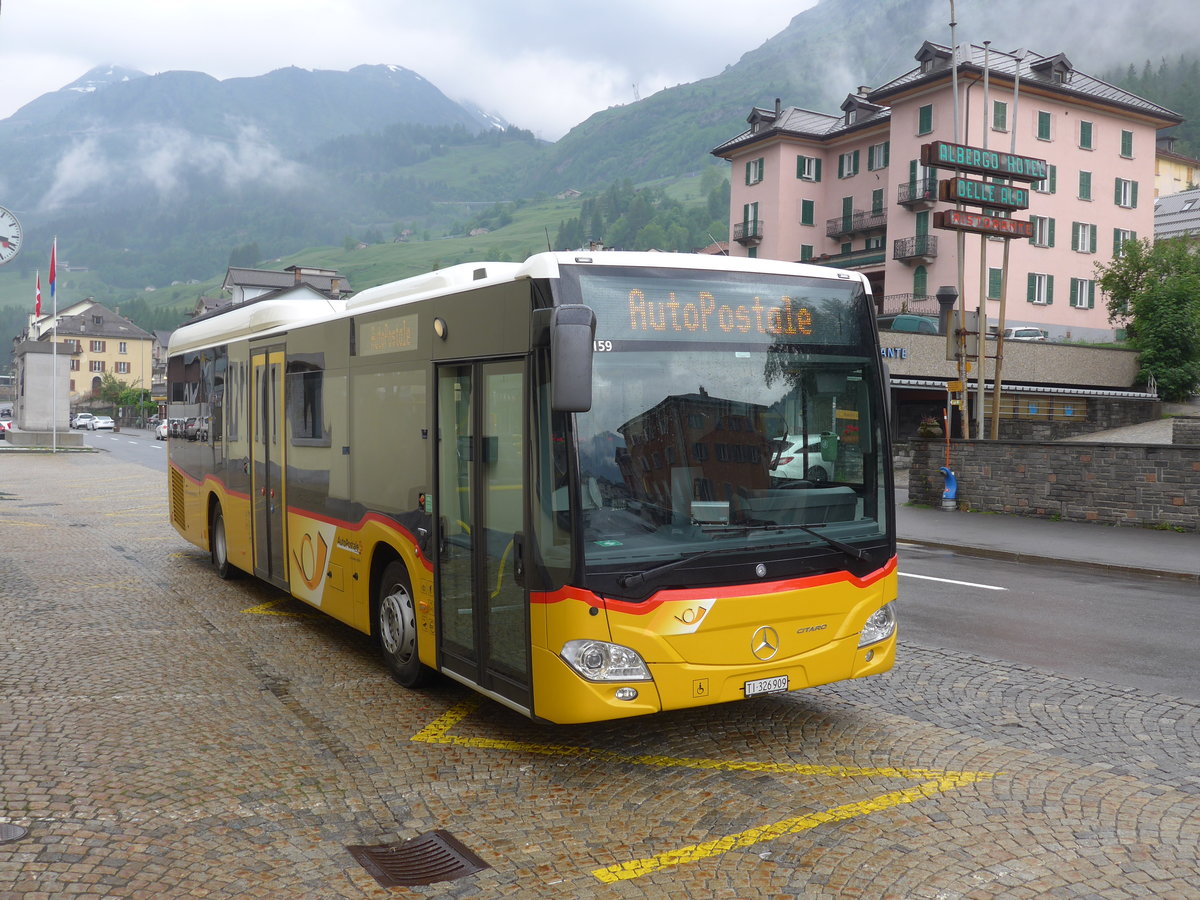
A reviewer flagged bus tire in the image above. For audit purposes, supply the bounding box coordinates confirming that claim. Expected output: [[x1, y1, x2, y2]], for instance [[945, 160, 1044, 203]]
[[210, 503, 239, 580], [377, 561, 431, 687]]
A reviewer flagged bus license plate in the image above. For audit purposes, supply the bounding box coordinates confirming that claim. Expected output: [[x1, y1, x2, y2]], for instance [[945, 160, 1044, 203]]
[[744, 675, 788, 697]]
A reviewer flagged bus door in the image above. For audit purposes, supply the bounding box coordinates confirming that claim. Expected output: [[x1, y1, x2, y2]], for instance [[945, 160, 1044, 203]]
[[250, 345, 288, 589], [436, 359, 530, 710]]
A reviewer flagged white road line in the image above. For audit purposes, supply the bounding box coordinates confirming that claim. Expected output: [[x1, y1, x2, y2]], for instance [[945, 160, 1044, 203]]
[[899, 571, 1007, 591]]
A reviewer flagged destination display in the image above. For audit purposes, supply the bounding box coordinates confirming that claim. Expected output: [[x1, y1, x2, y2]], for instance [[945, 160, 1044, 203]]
[[939, 176, 1030, 210], [933, 209, 1035, 239], [921, 140, 1048, 183], [574, 271, 867, 346]]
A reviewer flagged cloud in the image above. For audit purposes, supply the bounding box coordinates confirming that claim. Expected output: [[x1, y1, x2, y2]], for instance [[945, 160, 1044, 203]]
[[40, 124, 304, 211]]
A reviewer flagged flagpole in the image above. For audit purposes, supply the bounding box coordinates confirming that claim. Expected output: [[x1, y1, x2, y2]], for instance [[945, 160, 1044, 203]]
[[51, 237, 58, 453]]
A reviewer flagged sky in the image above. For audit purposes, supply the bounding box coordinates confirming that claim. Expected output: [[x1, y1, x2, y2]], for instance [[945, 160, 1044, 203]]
[[0, 0, 816, 141]]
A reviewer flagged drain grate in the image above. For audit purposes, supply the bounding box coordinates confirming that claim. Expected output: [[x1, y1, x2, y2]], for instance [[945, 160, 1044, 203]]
[[348, 830, 489, 887], [0, 824, 28, 844]]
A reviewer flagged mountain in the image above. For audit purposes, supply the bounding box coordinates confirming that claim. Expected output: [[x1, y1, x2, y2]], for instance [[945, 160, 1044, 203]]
[[530, 0, 1200, 192]]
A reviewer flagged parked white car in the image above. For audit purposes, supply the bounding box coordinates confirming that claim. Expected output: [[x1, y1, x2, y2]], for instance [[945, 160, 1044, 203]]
[[89, 416, 116, 430], [1003, 327, 1048, 342], [71, 413, 96, 429]]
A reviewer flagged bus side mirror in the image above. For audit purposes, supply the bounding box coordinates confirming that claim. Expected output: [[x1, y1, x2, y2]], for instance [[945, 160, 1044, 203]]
[[549, 305, 596, 412]]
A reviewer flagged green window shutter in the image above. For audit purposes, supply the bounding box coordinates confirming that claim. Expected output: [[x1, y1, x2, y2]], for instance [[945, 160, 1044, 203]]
[[814, 158, 822, 182], [837, 155, 845, 179], [842, 195, 854, 217], [1048, 218, 1056, 247], [914, 265, 928, 297], [916, 210, 929, 236], [1027, 272, 1037, 303], [1037, 110, 1051, 140], [841, 242, 852, 255], [1080, 121, 1092, 148], [1072, 221, 1080, 249], [1048, 165, 1057, 193], [1046, 274, 1054, 305], [1079, 170, 1091, 200], [1070, 278, 1079, 307], [1131, 181, 1138, 208], [918, 104, 932, 134], [988, 267, 1002, 299], [745, 161, 750, 185], [1113, 229, 1122, 256], [882, 141, 890, 167], [797, 155, 805, 178], [853, 149, 860, 174], [801, 199, 814, 225], [1089, 226, 1097, 254], [872, 188, 884, 214], [908, 159, 918, 189], [1121, 130, 1133, 157], [1115, 178, 1123, 205], [800, 244, 813, 261]]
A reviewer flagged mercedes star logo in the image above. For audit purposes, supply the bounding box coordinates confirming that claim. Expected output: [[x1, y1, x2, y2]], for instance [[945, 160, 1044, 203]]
[[751, 625, 780, 661]]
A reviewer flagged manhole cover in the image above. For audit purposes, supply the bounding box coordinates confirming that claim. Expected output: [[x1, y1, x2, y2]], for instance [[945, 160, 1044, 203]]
[[348, 830, 489, 887], [0, 824, 28, 844]]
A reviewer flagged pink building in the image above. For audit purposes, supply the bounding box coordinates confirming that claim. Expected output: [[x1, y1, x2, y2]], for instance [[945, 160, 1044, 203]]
[[712, 42, 1182, 342]]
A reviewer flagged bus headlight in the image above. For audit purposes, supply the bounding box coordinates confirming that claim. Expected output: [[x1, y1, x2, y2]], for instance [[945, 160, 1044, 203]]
[[561, 640, 652, 682], [858, 602, 896, 648]]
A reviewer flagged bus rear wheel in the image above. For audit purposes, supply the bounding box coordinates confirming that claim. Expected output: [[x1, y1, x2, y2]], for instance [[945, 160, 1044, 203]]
[[377, 561, 431, 687], [210, 504, 239, 580]]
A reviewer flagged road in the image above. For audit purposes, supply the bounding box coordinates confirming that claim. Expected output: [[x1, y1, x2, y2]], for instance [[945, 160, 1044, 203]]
[[1, 449, 1196, 898]]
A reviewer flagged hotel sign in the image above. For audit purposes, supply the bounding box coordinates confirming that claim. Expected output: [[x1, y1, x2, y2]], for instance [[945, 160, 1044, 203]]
[[939, 176, 1030, 210], [933, 209, 1034, 239], [921, 140, 1048, 183]]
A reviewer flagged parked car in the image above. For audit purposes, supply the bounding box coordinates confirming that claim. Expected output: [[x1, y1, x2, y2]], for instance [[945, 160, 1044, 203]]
[[71, 412, 96, 429], [877, 313, 939, 334], [1003, 326, 1048, 341], [0, 419, 13, 437], [155, 421, 169, 440], [183, 417, 209, 441], [770, 433, 834, 483], [89, 416, 116, 430]]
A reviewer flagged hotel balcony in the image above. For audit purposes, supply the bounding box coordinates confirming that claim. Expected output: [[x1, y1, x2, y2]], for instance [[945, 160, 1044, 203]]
[[893, 234, 939, 264], [733, 220, 763, 246], [897, 177, 938, 209], [826, 209, 888, 239]]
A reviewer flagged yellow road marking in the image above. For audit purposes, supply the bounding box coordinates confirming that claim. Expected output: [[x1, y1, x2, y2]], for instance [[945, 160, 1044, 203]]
[[412, 699, 997, 883]]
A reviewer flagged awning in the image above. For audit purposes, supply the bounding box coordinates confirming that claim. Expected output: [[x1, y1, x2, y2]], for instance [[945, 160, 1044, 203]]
[[888, 376, 1157, 400]]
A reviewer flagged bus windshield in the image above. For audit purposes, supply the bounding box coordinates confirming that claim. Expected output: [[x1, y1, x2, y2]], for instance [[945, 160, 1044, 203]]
[[555, 263, 891, 592]]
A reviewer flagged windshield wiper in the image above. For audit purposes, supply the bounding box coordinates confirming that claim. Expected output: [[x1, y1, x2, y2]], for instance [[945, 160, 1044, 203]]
[[617, 546, 725, 589], [732, 521, 867, 560]]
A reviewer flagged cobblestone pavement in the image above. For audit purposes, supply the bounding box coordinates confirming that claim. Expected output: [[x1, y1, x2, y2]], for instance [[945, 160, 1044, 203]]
[[2, 452, 1198, 899]]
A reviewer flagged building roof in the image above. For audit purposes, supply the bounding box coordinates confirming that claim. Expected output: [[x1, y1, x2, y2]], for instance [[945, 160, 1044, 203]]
[[223, 265, 352, 296], [1154, 188, 1200, 239], [47, 302, 154, 342], [870, 42, 1182, 126], [713, 42, 1182, 159]]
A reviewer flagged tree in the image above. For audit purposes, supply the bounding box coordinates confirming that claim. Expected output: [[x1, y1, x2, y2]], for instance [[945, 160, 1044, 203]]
[[1096, 237, 1200, 400]]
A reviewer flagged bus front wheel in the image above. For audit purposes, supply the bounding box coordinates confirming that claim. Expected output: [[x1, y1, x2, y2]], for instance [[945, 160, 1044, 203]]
[[210, 504, 239, 580], [377, 561, 431, 687]]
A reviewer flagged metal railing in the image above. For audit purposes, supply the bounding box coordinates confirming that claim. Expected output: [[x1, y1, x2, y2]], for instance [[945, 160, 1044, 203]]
[[893, 234, 939, 261], [825, 208, 888, 238], [897, 177, 938, 206], [733, 220, 763, 243]]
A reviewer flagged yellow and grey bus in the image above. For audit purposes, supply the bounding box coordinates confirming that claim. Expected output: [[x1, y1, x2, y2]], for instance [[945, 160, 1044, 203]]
[[167, 252, 897, 724]]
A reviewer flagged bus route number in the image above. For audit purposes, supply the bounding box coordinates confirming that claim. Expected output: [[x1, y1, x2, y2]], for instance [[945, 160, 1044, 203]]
[[594, 339, 613, 352]]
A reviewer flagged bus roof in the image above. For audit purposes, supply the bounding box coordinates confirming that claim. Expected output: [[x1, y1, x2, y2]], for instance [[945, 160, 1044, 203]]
[[168, 252, 871, 355]]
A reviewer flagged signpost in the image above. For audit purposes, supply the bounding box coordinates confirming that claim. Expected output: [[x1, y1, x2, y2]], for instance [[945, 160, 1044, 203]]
[[920, 140, 1048, 183], [933, 209, 1034, 239]]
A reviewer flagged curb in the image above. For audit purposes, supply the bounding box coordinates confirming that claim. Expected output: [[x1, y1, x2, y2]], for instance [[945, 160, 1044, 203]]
[[898, 536, 1200, 584]]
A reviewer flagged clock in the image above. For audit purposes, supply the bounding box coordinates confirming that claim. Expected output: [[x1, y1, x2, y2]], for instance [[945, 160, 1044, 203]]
[[0, 206, 21, 264]]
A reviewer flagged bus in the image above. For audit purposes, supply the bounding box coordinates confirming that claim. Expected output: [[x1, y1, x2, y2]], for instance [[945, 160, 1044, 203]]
[[166, 251, 897, 724]]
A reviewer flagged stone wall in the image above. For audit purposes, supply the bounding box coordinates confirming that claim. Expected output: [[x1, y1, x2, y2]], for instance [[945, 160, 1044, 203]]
[[908, 438, 1200, 532], [1174, 416, 1200, 444]]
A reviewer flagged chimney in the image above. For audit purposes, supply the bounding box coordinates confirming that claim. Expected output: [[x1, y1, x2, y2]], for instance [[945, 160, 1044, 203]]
[[857, 85, 871, 97], [774, 98, 781, 116]]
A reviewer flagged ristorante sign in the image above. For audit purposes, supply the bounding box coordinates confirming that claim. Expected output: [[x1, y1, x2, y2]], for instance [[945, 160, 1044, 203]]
[[933, 208, 1035, 239], [921, 140, 1048, 183]]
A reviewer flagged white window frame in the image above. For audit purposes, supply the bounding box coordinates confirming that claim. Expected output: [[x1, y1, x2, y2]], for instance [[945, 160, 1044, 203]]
[[1030, 273, 1051, 305], [1070, 277, 1096, 310], [797, 155, 819, 181], [837, 150, 859, 179], [867, 141, 889, 171], [1031, 215, 1053, 248], [1116, 178, 1137, 209], [1072, 222, 1097, 254]]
